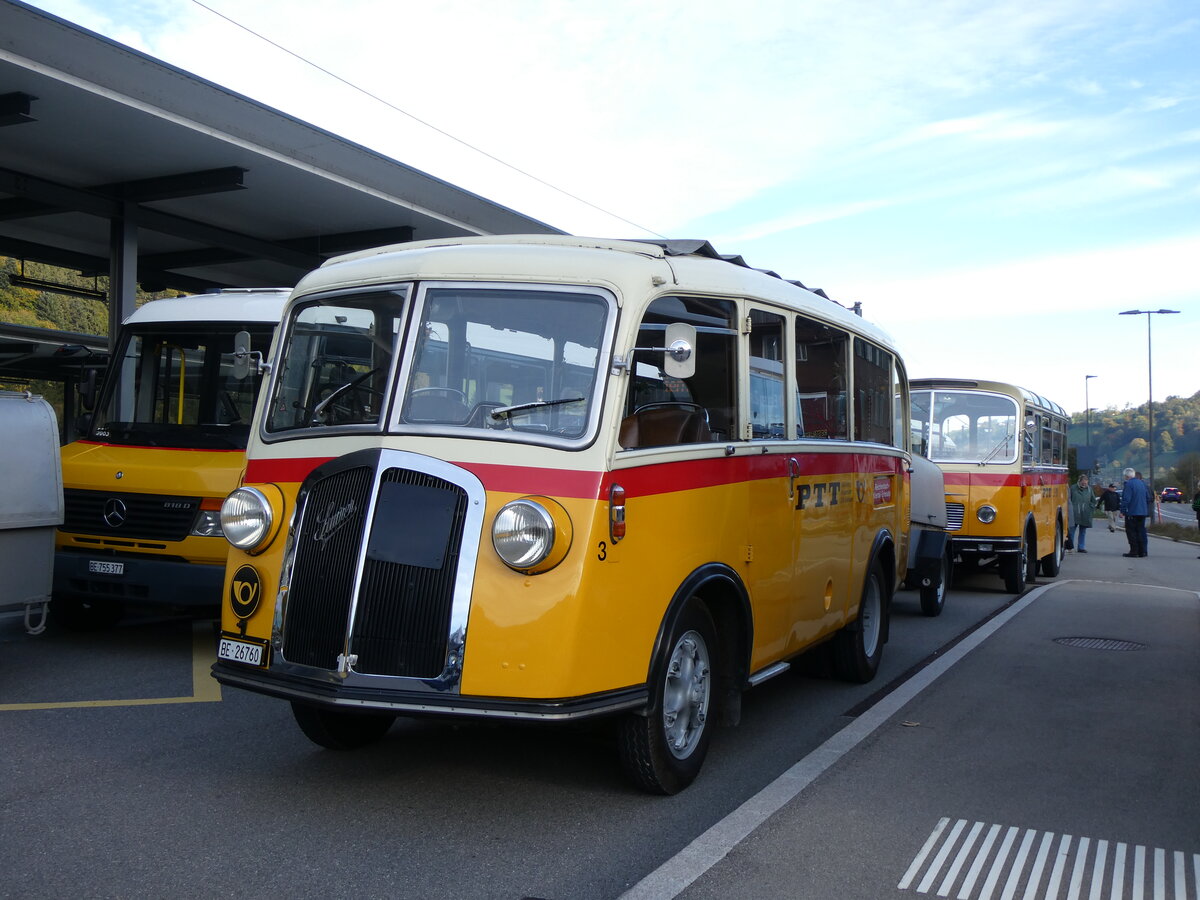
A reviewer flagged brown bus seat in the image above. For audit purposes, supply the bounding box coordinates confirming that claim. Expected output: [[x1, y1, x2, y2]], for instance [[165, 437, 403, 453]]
[[619, 402, 714, 449]]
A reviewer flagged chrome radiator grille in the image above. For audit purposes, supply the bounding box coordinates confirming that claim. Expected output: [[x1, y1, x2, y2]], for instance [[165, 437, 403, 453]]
[[946, 502, 965, 531], [281, 462, 468, 679]]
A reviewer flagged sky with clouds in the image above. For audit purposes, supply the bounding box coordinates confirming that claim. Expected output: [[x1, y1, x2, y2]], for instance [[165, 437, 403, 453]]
[[25, 0, 1200, 414]]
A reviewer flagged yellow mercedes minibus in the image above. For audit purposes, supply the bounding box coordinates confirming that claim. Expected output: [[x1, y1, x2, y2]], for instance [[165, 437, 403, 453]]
[[910, 378, 1068, 593], [213, 236, 927, 793], [53, 289, 287, 628]]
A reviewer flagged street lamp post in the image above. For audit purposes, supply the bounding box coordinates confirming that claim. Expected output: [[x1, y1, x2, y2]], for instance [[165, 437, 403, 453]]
[[1118, 308, 1180, 522], [1084, 374, 1097, 449]]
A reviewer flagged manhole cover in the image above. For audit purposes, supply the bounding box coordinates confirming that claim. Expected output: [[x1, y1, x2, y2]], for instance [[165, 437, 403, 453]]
[[1054, 637, 1146, 651]]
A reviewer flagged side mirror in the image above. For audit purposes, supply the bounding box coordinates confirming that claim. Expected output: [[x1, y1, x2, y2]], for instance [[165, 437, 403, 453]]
[[663, 323, 696, 379], [79, 368, 98, 411], [232, 330, 253, 380]]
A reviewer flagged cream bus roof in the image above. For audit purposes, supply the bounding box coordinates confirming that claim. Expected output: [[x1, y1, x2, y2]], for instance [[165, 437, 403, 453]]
[[292, 235, 897, 351], [910, 377, 1067, 419], [124, 288, 292, 326]]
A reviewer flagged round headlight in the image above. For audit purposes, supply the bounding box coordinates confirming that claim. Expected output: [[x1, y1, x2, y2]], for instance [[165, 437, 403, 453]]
[[977, 505, 997, 524], [222, 487, 273, 551], [492, 499, 556, 570]]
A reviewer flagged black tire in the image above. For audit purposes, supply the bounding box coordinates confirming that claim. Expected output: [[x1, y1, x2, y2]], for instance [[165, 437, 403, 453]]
[[919, 550, 951, 617], [1001, 528, 1036, 594], [833, 558, 887, 683], [1039, 520, 1063, 577], [618, 600, 717, 795], [50, 595, 125, 631], [290, 702, 396, 750]]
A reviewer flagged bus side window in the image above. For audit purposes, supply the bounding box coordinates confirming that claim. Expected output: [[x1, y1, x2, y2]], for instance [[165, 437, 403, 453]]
[[794, 315, 848, 440], [620, 296, 736, 449]]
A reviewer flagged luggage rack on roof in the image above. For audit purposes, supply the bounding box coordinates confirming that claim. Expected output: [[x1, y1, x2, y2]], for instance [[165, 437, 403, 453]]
[[629, 238, 859, 314]]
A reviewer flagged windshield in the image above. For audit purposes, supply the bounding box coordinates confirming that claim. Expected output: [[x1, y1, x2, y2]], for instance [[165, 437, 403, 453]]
[[91, 324, 273, 450], [266, 284, 611, 443], [911, 389, 1019, 464]]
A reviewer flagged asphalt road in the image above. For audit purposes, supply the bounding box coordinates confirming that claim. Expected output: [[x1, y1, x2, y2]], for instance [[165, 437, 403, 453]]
[[2, 528, 1196, 899]]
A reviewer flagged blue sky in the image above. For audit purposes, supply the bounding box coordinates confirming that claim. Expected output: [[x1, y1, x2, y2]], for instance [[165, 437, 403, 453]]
[[27, 0, 1199, 414]]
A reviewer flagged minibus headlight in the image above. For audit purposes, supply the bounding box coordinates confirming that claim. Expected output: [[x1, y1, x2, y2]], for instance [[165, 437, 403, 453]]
[[222, 487, 274, 552], [977, 505, 997, 524], [492, 497, 573, 573]]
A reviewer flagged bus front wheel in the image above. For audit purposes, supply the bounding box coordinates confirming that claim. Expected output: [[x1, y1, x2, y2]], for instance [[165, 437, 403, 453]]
[[290, 702, 396, 750], [1001, 530, 1036, 594], [618, 599, 716, 795]]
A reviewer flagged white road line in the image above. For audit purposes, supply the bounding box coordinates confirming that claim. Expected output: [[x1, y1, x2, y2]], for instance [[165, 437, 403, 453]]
[[901, 822, 1199, 900], [940, 821, 985, 898], [960, 824, 1003, 900], [1023, 831, 1057, 900]]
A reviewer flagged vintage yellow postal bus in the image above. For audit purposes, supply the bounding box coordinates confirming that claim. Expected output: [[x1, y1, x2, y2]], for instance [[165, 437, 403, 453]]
[[213, 236, 928, 793], [54, 289, 286, 628], [910, 378, 1068, 593]]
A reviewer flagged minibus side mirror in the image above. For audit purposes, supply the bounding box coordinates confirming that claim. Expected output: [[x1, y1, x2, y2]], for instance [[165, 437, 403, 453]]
[[663, 323, 696, 379], [232, 330, 271, 379], [79, 367, 97, 411]]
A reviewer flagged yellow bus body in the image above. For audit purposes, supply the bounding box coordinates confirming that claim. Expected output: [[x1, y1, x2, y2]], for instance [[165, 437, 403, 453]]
[[213, 237, 921, 791]]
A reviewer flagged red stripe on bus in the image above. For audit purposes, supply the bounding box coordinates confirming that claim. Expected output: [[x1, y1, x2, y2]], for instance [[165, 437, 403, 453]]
[[246, 451, 904, 499]]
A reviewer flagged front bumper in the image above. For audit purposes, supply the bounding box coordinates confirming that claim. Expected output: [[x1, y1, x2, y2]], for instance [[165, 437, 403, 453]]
[[211, 660, 648, 721]]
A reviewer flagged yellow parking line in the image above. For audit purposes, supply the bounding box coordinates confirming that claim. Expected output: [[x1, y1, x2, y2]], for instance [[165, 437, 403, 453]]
[[0, 621, 222, 711]]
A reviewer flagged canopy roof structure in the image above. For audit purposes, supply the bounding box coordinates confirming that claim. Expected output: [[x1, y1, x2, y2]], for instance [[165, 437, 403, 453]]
[[0, 0, 562, 384]]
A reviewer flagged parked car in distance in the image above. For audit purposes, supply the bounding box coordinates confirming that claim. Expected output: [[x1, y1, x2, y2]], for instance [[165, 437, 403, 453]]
[[1160, 486, 1183, 502]]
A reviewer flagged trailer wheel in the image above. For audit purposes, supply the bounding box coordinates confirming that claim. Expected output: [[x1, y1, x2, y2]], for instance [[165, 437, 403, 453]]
[[919, 550, 951, 617], [618, 599, 716, 795], [290, 702, 396, 750]]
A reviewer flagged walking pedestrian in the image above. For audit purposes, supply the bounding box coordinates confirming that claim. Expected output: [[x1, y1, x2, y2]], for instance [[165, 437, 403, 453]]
[[1193, 488, 1200, 558], [1097, 483, 1120, 532], [1120, 467, 1151, 557], [1068, 474, 1094, 552]]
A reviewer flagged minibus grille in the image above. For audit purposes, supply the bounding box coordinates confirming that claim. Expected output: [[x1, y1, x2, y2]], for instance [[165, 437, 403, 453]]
[[282, 464, 468, 679], [61, 489, 199, 541], [946, 502, 964, 531]]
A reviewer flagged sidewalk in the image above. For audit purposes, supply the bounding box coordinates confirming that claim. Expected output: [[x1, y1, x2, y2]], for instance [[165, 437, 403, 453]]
[[627, 522, 1200, 900]]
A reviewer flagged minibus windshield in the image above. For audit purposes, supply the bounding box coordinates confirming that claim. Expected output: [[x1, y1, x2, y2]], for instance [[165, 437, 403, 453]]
[[267, 284, 611, 443], [91, 324, 273, 450]]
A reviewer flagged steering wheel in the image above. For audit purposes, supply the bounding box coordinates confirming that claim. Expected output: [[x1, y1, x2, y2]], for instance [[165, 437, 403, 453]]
[[410, 387, 466, 401]]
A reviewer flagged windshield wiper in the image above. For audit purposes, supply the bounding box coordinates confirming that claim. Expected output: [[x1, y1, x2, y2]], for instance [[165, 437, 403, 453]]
[[310, 368, 379, 424], [979, 431, 1014, 465], [490, 396, 583, 420]]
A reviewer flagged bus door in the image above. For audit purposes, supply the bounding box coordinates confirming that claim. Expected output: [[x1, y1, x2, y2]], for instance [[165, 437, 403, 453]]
[[743, 305, 796, 662], [787, 312, 854, 650]]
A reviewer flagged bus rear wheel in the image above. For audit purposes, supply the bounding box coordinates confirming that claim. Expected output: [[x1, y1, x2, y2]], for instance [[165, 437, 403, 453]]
[[618, 599, 716, 795], [833, 558, 886, 683], [1039, 521, 1063, 577], [290, 702, 396, 750]]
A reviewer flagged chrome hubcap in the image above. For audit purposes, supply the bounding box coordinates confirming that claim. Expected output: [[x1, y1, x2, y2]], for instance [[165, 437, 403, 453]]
[[662, 630, 710, 760]]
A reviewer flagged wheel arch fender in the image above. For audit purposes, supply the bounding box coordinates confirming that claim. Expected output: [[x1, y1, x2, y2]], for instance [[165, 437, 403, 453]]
[[645, 563, 752, 727], [857, 529, 896, 645]]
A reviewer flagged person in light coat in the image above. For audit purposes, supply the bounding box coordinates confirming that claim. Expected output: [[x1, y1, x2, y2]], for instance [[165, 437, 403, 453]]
[[1068, 474, 1095, 552]]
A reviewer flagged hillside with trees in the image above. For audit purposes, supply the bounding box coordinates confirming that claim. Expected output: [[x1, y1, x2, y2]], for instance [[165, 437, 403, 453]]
[[1068, 392, 1200, 491]]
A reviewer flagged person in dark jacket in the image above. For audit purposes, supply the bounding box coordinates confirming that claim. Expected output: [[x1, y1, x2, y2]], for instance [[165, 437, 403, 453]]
[[1120, 467, 1151, 557], [1097, 483, 1120, 532]]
